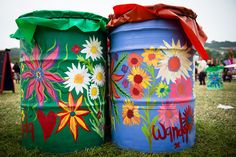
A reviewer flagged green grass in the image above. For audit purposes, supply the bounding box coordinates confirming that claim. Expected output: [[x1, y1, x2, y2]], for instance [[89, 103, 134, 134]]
[[0, 81, 236, 157]]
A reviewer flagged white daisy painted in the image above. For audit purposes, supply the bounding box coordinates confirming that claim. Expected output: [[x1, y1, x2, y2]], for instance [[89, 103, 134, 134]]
[[92, 64, 105, 86], [64, 63, 91, 94], [156, 39, 192, 84], [81, 36, 103, 61], [89, 84, 99, 100]]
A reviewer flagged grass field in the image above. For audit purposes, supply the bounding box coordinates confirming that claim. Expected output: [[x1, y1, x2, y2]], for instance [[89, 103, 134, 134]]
[[0, 81, 235, 157]]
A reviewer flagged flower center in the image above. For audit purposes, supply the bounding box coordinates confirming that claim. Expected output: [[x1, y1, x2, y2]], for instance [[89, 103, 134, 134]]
[[127, 109, 134, 119], [148, 53, 156, 60], [36, 71, 41, 78], [177, 83, 185, 95], [187, 115, 192, 124], [160, 88, 165, 93], [96, 72, 103, 81], [70, 111, 76, 117], [132, 87, 140, 95], [74, 74, 84, 84], [166, 110, 173, 118], [91, 87, 98, 96], [168, 56, 181, 72], [134, 74, 143, 84], [131, 58, 138, 64], [212, 77, 216, 81], [91, 46, 97, 54]]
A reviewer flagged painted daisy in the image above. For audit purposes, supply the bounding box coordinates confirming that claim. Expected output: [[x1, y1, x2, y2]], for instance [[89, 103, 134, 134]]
[[158, 103, 179, 128], [122, 100, 140, 125], [89, 84, 99, 100], [92, 64, 105, 86], [64, 63, 91, 94], [142, 47, 163, 67], [156, 39, 192, 84], [127, 67, 151, 89], [156, 82, 170, 98], [81, 36, 103, 61]]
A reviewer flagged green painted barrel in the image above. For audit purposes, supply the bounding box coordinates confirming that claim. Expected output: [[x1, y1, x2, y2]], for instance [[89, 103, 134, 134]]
[[206, 66, 224, 90], [11, 11, 108, 153]]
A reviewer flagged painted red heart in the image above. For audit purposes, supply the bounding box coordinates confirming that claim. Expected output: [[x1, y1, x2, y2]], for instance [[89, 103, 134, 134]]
[[37, 110, 57, 141]]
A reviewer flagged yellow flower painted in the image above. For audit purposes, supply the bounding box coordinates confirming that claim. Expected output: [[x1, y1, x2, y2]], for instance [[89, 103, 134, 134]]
[[142, 47, 163, 67], [56, 93, 90, 141], [122, 100, 140, 125], [127, 67, 151, 89]]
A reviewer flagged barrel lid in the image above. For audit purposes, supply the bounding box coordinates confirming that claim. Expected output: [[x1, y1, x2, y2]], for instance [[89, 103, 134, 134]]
[[206, 65, 224, 72], [107, 3, 209, 60], [11, 10, 108, 46]]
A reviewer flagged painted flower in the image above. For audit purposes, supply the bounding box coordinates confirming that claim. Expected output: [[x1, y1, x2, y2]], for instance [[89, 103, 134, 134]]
[[64, 63, 91, 94], [56, 93, 90, 141], [122, 100, 140, 125], [92, 64, 105, 86], [81, 36, 103, 61], [170, 76, 193, 99], [89, 84, 99, 100], [130, 85, 144, 99], [127, 67, 151, 89], [207, 72, 223, 89], [21, 44, 63, 106], [156, 82, 170, 98], [156, 39, 192, 84], [158, 103, 179, 128], [142, 47, 163, 67], [127, 53, 143, 67], [183, 105, 194, 132], [71, 44, 81, 54], [122, 79, 129, 88], [121, 64, 128, 73]]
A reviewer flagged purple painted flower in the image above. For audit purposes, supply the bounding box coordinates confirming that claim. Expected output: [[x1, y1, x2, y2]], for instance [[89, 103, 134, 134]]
[[114, 53, 118, 61], [121, 65, 128, 73], [122, 79, 129, 88]]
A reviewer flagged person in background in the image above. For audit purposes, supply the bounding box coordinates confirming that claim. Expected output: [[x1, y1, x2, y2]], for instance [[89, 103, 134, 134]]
[[13, 62, 20, 84], [197, 58, 208, 85]]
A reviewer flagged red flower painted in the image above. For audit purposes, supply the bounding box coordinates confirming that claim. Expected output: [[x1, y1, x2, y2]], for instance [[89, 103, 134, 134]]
[[71, 44, 81, 54], [128, 53, 143, 67], [183, 105, 194, 132], [130, 85, 143, 99], [21, 44, 64, 106]]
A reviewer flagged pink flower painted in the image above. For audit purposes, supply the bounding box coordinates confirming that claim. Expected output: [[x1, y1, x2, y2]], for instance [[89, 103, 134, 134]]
[[21, 44, 64, 106], [170, 76, 193, 99], [158, 103, 179, 128]]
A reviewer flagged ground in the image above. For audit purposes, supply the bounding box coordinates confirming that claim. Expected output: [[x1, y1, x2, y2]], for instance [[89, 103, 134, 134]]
[[0, 81, 235, 157]]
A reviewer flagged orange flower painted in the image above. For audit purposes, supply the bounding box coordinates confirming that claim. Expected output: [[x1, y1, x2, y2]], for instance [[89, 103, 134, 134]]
[[56, 93, 90, 141], [130, 84, 143, 99], [122, 100, 140, 125], [128, 53, 143, 67]]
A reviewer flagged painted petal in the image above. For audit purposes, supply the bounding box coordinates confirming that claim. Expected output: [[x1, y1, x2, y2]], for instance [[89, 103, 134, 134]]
[[22, 71, 33, 78], [36, 81, 45, 106], [75, 116, 90, 131], [32, 44, 40, 69], [69, 117, 78, 141], [22, 52, 35, 70], [75, 95, 83, 111], [75, 110, 89, 116], [112, 74, 125, 82], [111, 84, 120, 98], [57, 112, 69, 117], [25, 79, 36, 99], [68, 93, 75, 109], [56, 114, 70, 132], [43, 80, 57, 101], [58, 101, 70, 112], [42, 45, 59, 70], [44, 72, 64, 82]]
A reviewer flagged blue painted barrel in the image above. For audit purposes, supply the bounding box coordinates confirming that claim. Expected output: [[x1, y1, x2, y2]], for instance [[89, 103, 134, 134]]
[[109, 19, 196, 152]]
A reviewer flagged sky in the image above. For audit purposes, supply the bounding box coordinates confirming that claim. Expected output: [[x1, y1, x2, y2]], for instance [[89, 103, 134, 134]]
[[0, 0, 236, 49]]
